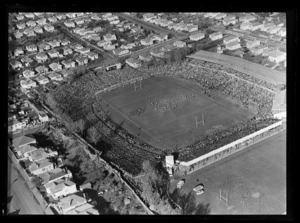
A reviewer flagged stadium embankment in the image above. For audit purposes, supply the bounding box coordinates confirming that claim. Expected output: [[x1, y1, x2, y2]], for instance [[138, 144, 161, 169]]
[[175, 120, 284, 175]]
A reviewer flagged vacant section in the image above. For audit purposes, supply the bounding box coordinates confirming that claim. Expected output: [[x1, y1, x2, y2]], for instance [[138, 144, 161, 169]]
[[98, 76, 255, 151]]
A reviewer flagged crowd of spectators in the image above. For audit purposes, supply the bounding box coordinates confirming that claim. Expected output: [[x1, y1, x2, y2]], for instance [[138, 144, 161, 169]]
[[179, 117, 280, 161]]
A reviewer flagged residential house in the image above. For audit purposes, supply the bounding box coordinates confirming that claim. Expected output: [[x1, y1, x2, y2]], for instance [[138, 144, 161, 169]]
[[74, 19, 85, 26], [93, 26, 102, 32], [44, 24, 55, 32], [223, 35, 240, 45], [240, 22, 252, 30], [15, 144, 38, 160], [56, 14, 66, 20], [48, 72, 63, 81], [11, 132, 35, 149], [97, 40, 110, 47], [26, 20, 36, 27], [76, 13, 84, 17], [56, 193, 87, 214], [186, 24, 198, 32], [215, 13, 227, 20], [66, 13, 77, 19], [63, 47, 73, 55], [23, 69, 35, 78], [267, 26, 282, 34], [138, 53, 153, 62], [24, 13, 35, 19], [268, 50, 286, 63], [26, 44, 37, 52], [225, 41, 241, 50], [49, 63, 62, 71], [8, 118, 23, 132], [60, 69, 73, 78], [20, 57, 33, 66], [28, 158, 55, 176], [110, 19, 120, 25], [209, 32, 223, 41], [277, 27, 286, 37], [140, 37, 154, 46], [260, 23, 273, 32], [29, 148, 58, 162], [36, 18, 47, 26], [61, 60, 76, 69], [47, 40, 60, 48], [86, 52, 98, 60], [250, 22, 262, 31], [20, 79, 37, 89], [103, 33, 117, 41], [161, 44, 177, 52], [75, 57, 89, 66], [23, 28, 36, 37], [251, 45, 268, 55], [35, 65, 49, 75], [16, 14, 24, 21], [143, 13, 156, 21], [78, 47, 90, 54], [33, 26, 43, 34], [239, 14, 256, 23], [40, 167, 73, 185], [48, 16, 57, 23], [103, 44, 115, 51], [61, 39, 70, 46], [35, 75, 49, 85], [72, 44, 84, 51], [223, 18, 236, 26], [91, 14, 101, 20], [66, 203, 99, 215], [125, 58, 142, 68], [190, 32, 205, 41], [246, 40, 260, 49], [102, 13, 113, 20], [38, 43, 50, 52], [16, 23, 26, 30], [38, 111, 49, 122], [112, 48, 130, 56], [270, 35, 282, 42], [79, 182, 92, 191], [106, 15, 119, 21], [48, 49, 59, 58], [64, 21, 76, 28], [10, 60, 23, 70], [35, 53, 48, 63], [13, 31, 23, 39], [45, 179, 77, 200], [14, 48, 24, 57], [150, 48, 165, 58], [173, 40, 186, 48]]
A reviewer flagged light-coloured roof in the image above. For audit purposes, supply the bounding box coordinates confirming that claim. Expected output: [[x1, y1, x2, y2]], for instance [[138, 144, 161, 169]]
[[13, 135, 36, 148], [268, 50, 286, 58], [272, 90, 286, 111], [58, 193, 87, 212]]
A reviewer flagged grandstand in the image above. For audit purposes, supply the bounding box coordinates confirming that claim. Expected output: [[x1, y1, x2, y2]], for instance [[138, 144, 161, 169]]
[[272, 90, 286, 119], [187, 50, 286, 85]]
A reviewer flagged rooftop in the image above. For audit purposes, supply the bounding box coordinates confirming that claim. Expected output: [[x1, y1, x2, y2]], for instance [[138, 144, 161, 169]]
[[13, 135, 36, 148]]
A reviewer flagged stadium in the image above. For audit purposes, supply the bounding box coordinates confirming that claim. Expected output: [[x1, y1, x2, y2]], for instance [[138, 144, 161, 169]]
[[51, 50, 286, 177]]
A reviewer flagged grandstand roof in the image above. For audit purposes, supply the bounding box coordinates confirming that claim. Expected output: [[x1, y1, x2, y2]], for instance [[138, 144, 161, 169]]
[[272, 90, 286, 111], [187, 50, 286, 85]]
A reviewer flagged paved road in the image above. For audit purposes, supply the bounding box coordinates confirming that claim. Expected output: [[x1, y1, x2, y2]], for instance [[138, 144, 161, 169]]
[[7, 157, 45, 215]]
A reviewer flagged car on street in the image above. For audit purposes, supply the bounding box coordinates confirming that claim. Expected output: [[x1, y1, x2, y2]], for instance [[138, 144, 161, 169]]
[[193, 183, 205, 195]]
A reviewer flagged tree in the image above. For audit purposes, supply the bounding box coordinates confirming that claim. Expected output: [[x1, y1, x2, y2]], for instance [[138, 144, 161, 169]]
[[87, 126, 100, 145], [75, 119, 86, 135], [32, 176, 44, 189]]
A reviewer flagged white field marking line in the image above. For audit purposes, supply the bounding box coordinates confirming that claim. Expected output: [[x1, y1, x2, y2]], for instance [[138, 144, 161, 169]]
[[101, 97, 170, 150], [189, 63, 276, 94], [145, 103, 217, 132]]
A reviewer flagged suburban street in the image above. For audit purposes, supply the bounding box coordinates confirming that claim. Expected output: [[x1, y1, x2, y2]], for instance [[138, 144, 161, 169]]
[[7, 157, 45, 214]]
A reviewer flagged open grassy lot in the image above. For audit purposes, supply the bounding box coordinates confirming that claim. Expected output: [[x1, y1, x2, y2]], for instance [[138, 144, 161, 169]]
[[98, 76, 254, 151], [170, 130, 286, 214]]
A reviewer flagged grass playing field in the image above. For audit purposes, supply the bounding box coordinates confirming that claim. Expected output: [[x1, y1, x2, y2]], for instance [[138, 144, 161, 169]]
[[97, 76, 255, 152], [170, 129, 286, 214]]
